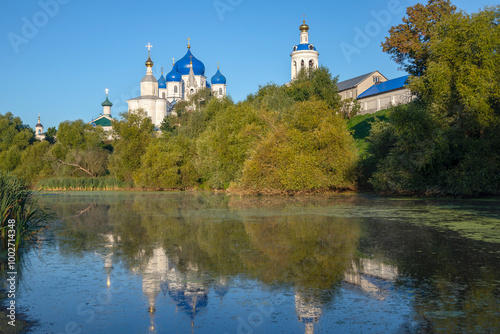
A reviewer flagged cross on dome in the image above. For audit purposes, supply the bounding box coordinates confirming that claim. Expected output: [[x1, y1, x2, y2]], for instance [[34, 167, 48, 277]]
[[105, 88, 109, 96], [146, 43, 153, 53], [187, 37, 191, 49]]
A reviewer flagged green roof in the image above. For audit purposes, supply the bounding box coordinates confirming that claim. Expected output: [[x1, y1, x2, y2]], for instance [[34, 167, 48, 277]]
[[101, 97, 113, 107], [93, 117, 112, 127]]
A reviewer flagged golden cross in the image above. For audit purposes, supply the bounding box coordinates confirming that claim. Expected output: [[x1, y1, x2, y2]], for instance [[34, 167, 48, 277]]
[[172, 58, 175, 65], [146, 43, 153, 53], [187, 37, 191, 48], [217, 61, 220, 69]]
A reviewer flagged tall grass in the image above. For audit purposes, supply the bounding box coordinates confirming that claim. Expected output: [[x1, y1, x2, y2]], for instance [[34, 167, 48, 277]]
[[0, 172, 48, 252], [37, 177, 132, 191]]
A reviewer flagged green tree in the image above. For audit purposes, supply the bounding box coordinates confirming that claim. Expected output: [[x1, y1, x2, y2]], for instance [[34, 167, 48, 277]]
[[238, 100, 358, 193], [0, 113, 35, 172], [44, 126, 57, 144], [196, 101, 265, 189], [14, 140, 53, 184], [109, 110, 155, 183], [48, 119, 109, 177], [287, 67, 342, 110], [135, 135, 199, 190], [381, 0, 456, 76]]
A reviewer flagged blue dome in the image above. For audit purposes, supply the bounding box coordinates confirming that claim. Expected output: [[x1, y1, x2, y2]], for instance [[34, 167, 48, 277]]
[[158, 74, 166, 89], [166, 65, 182, 82], [211, 69, 226, 85], [206, 81, 211, 89], [293, 43, 317, 51], [175, 49, 205, 76]]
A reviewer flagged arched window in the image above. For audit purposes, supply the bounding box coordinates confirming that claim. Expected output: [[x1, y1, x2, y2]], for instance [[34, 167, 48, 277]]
[[174, 86, 178, 94], [309, 60, 314, 69], [162, 92, 165, 98], [301, 60, 305, 69], [219, 88, 223, 96], [293, 61, 297, 77], [38, 129, 41, 134]]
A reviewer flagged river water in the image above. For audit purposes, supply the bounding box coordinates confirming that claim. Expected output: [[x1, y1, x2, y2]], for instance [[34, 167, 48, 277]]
[[7, 192, 500, 333]]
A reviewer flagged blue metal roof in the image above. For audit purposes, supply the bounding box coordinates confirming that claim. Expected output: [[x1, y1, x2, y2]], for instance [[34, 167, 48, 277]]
[[357, 75, 410, 99], [175, 49, 205, 76], [158, 74, 166, 88], [166, 65, 182, 82], [294, 43, 317, 51]]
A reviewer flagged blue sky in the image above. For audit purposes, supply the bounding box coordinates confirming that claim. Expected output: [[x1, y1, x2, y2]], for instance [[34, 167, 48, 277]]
[[0, 0, 495, 129]]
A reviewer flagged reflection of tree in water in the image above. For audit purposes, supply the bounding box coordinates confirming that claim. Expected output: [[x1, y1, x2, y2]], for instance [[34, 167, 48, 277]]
[[39, 193, 414, 333], [360, 218, 500, 333]]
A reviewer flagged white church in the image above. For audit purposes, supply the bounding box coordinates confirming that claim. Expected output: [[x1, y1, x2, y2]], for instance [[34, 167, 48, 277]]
[[126, 41, 227, 127], [85, 20, 412, 132]]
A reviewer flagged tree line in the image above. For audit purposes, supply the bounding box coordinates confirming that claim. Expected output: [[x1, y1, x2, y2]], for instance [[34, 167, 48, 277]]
[[1, 1, 498, 196]]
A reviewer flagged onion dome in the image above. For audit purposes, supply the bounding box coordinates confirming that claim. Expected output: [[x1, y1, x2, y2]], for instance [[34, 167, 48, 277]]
[[101, 96, 113, 107], [300, 20, 309, 32], [211, 68, 226, 85], [158, 67, 166, 89], [101, 89, 113, 107], [166, 64, 182, 82], [175, 49, 205, 76], [145, 56, 154, 67], [35, 116, 43, 128]]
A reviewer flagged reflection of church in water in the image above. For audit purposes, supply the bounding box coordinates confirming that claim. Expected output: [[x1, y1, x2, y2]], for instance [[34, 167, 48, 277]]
[[100, 233, 398, 334]]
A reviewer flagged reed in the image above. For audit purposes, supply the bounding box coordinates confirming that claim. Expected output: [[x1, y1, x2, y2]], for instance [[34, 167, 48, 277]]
[[0, 172, 48, 253], [37, 177, 131, 191]]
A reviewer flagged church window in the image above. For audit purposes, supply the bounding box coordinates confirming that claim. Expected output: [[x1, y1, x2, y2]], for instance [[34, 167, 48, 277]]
[[174, 86, 178, 94], [219, 88, 223, 96], [373, 76, 381, 84], [38, 129, 41, 134], [309, 45, 314, 50], [293, 46, 297, 51], [309, 60, 314, 68], [301, 60, 304, 69], [162, 92, 165, 98]]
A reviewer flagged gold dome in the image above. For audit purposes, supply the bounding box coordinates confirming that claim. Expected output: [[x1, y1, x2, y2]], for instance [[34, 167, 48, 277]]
[[145, 56, 154, 67], [300, 20, 309, 32]]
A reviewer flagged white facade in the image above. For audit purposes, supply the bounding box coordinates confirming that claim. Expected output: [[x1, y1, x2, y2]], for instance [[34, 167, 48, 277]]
[[291, 21, 319, 81], [35, 115, 44, 140], [358, 87, 414, 115]]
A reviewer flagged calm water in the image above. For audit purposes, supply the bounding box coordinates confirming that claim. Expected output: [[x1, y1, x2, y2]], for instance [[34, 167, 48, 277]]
[[5, 192, 500, 333]]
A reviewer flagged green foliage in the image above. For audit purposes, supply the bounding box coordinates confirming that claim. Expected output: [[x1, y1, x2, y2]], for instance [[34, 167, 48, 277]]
[[287, 66, 342, 110], [196, 102, 265, 189], [370, 7, 500, 196], [14, 141, 53, 184], [37, 176, 130, 191], [44, 126, 57, 144], [108, 110, 155, 183], [382, 0, 456, 76], [238, 100, 358, 193], [0, 113, 35, 172], [48, 119, 109, 177], [0, 172, 48, 252], [135, 135, 199, 190], [410, 7, 500, 134]]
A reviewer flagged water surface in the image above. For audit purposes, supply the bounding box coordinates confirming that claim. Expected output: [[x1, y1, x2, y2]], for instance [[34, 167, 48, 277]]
[[5, 192, 500, 333]]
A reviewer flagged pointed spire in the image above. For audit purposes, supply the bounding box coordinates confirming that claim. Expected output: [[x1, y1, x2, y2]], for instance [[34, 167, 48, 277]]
[[37, 114, 41, 124]]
